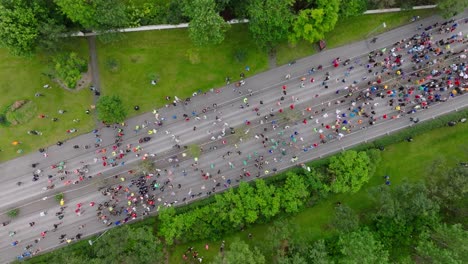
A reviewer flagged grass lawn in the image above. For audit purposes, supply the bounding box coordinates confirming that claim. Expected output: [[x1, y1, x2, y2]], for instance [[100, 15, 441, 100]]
[[275, 9, 437, 66], [169, 121, 468, 263], [0, 9, 440, 162], [0, 39, 94, 162], [97, 24, 268, 115]]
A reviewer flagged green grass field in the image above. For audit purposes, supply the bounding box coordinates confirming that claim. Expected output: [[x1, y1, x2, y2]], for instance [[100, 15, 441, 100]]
[[169, 121, 468, 263], [0, 9, 438, 162], [0, 39, 94, 162], [97, 24, 268, 115], [275, 9, 437, 66], [97, 9, 436, 116]]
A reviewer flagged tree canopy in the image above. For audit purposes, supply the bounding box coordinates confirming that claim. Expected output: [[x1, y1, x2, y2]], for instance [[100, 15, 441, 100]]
[[339, 0, 367, 18], [247, 0, 294, 50], [184, 0, 230, 46], [331, 204, 359, 233], [370, 182, 440, 251], [415, 223, 468, 263], [437, 0, 468, 19], [281, 172, 310, 213], [212, 238, 266, 264], [54, 0, 130, 30], [96, 95, 128, 124], [328, 150, 371, 193], [337, 228, 390, 264], [289, 0, 340, 44], [93, 225, 164, 264], [0, 0, 64, 56]]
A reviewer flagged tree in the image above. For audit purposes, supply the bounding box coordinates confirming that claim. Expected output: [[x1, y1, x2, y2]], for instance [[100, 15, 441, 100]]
[[331, 205, 359, 233], [437, 0, 468, 19], [225, 187, 246, 228], [37, 19, 66, 53], [427, 166, 468, 219], [289, 0, 340, 44], [368, 0, 396, 9], [54, 0, 96, 29], [166, 0, 189, 24], [278, 254, 308, 264], [247, 0, 294, 50], [328, 150, 370, 193], [237, 182, 259, 224], [184, 0, 230, 46], [337, 228, 389, 264], [303, 168, 330, 201], [157, 207, 182, 245], [212, 238, 265, 264], [281, 172, 310, 213], [339, 0, 366, 18], [55, 0, 130, 30], [255, 179, 281, 219], [286, 239, 332, 264], [307, 240, 332, 264], [264, 218, 295, 257], [369, 182, 440, 250], [96, 95, 128, 124], [93, 225, 164, 264], [415, 223, 468, 263], [0, 0, 65, 56]]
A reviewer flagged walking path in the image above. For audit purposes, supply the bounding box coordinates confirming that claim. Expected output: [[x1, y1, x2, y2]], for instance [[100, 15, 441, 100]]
[[87, 36, 102, 128], [68, 6, 438, 37]]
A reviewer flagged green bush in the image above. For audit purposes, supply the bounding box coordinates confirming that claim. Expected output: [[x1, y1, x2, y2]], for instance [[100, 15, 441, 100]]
[[166, 0, 189, 24], [53, 52, 88, 89], [96, 95, 128, 124]]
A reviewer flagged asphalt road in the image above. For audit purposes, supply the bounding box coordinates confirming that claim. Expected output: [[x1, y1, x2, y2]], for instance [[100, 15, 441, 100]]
[[0, 11, 467, 263]]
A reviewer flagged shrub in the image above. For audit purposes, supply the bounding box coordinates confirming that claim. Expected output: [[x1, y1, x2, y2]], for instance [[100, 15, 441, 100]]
[[96, 95, 127, 124], [7, 208, 19, 218], [53, 52, 88, 89]]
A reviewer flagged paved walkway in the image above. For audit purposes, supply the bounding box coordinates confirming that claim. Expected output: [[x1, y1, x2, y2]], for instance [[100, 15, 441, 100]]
[[69, 6, 438, 36], [87, 36, 102, 128]]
